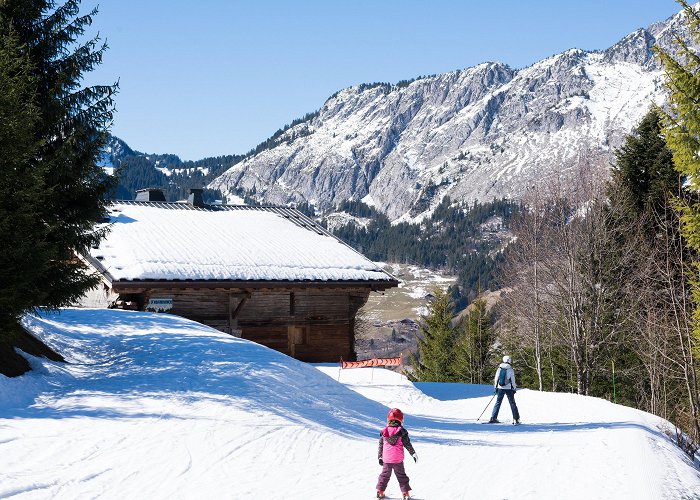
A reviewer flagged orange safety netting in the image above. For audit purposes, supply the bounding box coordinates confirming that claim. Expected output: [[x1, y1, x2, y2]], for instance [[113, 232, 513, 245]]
[[340, 357, 402, 369]]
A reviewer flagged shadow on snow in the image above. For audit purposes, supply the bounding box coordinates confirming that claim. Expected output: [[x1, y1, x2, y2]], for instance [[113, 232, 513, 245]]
[[0, 309, 674, 450]]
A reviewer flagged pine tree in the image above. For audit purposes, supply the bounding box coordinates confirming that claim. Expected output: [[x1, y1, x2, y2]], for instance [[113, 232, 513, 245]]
[[453, 298, 495, 384], [656, 2, 700, 343], [0, 28, 46, 346], [410, 288, 456, 382], [0, 1, 116, 375], [605, 108, 684, 410], [611, 108, 678, 218], [651, 3, 700, 438], [656, 0, 700, 305]]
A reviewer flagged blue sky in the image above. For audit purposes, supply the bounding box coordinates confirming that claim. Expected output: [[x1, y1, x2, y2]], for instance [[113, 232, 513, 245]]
[[83, 1, 683, 161]]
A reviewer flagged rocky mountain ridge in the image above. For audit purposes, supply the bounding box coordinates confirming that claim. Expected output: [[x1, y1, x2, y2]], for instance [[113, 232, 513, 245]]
[[208, 7, 691, 222]]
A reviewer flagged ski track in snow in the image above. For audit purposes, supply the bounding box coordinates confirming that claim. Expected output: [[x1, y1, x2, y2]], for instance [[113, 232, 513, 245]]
[[0, 309, 699, 499]]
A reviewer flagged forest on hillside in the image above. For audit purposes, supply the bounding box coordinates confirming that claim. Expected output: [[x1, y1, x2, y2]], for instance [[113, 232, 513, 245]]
[[411, 106, 700, 459], [325, 198, 518, 312], [111, 152, 235, 202], [107, 110, 324, 203]]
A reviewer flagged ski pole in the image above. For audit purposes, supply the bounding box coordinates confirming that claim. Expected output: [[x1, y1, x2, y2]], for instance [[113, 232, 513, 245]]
[[477, 393, 496, 422]]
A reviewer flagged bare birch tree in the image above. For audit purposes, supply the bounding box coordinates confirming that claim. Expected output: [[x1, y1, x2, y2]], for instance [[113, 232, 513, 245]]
[[500, 161, 631, 396], [498, 185, 554, 391]]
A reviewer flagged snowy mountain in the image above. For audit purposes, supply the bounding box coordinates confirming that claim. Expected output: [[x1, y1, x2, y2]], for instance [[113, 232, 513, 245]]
[[2, 309, 698, 499], [102, 134, 240, 202], [209, 8, 691, 222], [103, 135, 136, 167]]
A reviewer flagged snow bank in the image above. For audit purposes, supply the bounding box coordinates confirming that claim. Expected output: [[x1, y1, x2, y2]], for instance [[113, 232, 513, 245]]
[[0, 309, 698, 499]]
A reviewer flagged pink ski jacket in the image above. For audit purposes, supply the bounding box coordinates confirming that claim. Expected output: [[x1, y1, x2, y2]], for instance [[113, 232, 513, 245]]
[[377, 424, 416, 464]]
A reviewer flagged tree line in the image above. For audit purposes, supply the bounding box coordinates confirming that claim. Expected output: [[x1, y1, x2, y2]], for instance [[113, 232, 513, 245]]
[[499, 104, 700, 454], [413, 107, 699, 454], [327, 197, 518, 312], [411, 2, 700, 453], [411, 3, 700, 455], [113, 154, 228, 203]]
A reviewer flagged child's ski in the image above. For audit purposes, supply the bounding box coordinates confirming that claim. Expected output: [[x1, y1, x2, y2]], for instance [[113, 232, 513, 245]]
[[374, 497, 423, 500]]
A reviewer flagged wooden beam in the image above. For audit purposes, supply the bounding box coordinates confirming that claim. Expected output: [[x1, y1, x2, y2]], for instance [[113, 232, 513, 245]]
[[231, 293, 250, 321], [228, 293, 234, 330]]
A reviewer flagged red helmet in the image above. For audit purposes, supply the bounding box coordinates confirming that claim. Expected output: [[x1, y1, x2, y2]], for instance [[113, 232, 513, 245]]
[[387, 408, 404, 423]]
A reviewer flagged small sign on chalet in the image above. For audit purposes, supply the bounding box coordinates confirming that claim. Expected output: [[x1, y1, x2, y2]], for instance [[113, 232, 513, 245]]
[[80, 188, 398, 362]]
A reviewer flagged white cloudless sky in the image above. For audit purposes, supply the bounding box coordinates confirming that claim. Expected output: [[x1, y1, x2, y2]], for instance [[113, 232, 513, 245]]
[[81, 1, 683, 160]]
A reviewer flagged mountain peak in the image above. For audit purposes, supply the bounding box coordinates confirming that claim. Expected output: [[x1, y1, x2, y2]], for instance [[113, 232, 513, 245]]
[[208, 7, 689, 221]]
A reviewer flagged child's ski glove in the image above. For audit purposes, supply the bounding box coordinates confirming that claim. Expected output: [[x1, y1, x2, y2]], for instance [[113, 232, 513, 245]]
[[412, 453, 418, 463], [379, 459, 384, 466]]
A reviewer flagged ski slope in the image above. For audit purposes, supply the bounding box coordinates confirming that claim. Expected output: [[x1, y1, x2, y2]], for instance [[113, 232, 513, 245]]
[[1, 309, 698, 499]]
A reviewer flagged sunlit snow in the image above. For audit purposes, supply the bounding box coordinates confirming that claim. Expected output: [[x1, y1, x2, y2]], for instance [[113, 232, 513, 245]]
[[1, 309, 698, 499]]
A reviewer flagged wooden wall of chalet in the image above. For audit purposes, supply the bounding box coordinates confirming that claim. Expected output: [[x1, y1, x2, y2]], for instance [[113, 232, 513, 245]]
[[124, 287, 370, 362]]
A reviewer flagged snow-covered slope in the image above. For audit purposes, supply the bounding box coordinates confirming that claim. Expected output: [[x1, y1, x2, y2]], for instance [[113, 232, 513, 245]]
[[1, 309, 698, 499], [210, 8, 691, 222]]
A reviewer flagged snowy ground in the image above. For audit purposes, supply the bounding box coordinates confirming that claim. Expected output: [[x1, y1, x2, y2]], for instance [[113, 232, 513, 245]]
[[1, 309, 699, 499]]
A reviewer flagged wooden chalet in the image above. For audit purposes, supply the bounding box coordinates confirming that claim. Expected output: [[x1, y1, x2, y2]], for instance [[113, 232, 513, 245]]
[[80, 188, 398, 362]]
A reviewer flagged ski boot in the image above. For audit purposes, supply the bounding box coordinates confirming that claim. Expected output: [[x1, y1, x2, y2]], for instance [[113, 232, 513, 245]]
[[402, 492, 411, 499], [376, 491, 386, 499]]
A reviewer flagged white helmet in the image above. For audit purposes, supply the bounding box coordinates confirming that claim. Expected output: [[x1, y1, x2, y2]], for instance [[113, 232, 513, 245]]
[[503, 355, 512, 364]]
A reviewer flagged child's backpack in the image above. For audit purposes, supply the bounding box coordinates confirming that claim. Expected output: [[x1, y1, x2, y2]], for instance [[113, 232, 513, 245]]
[[498, 367, 509, 387]]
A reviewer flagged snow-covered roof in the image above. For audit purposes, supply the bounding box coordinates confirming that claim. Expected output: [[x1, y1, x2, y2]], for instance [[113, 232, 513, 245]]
[[87, 201, 396, 286]]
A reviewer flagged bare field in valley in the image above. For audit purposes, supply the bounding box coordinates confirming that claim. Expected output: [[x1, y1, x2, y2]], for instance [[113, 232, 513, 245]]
[[354, 263, 455, 361]]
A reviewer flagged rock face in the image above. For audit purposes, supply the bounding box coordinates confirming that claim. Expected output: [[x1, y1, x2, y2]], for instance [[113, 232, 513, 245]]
[[210, 8, 690, 221]]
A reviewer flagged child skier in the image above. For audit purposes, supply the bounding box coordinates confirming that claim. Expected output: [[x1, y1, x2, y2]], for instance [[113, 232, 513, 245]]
[[376, 408, 417, 499]]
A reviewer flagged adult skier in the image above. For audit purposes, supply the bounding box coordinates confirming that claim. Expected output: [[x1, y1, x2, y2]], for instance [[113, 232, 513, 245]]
[[489, 355, 521, 424]]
